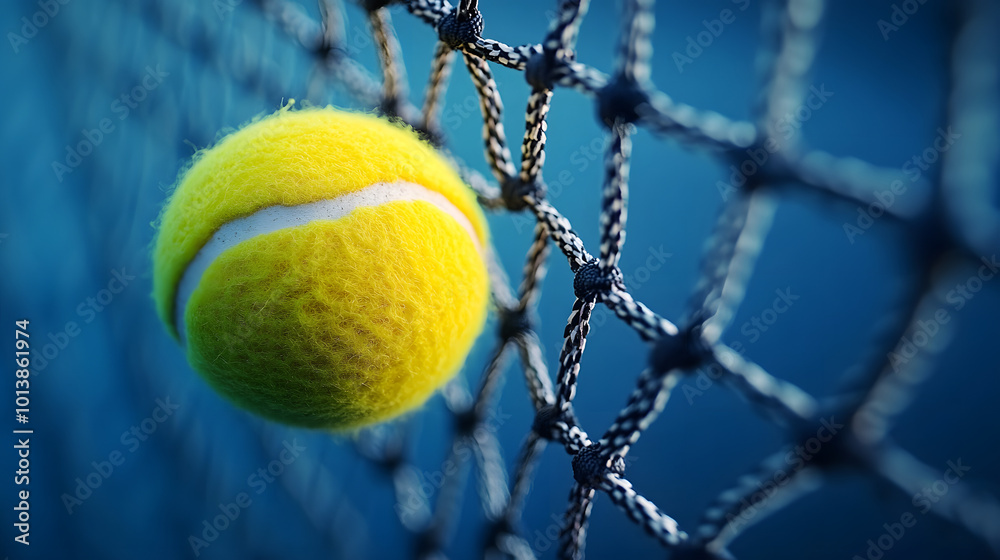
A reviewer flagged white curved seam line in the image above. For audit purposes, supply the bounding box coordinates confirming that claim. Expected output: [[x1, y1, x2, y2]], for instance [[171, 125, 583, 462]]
[[175, 181, 482, 345]]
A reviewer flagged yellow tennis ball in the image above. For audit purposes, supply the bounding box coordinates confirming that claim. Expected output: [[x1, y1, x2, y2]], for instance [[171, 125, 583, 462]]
[[152, 106, 490, 430]]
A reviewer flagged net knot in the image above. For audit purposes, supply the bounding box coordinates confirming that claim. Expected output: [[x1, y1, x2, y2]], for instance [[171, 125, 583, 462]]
[[597, 78, 650, 128], [414, 527, 443, 558], [573, 259, 624, 299], [572, 443, 625, 486], [650, 328, 707, 373], [501, 176, 545, 211], [532, 404, 577, 440], [454, 406, 478, 436], [437, 9, 484, 49], [379, 446, 404, 473], [484, 518, 517, 552], [524, 49, 557, 90], [788, 410, 857, 471], [498, 306, 533, 340]]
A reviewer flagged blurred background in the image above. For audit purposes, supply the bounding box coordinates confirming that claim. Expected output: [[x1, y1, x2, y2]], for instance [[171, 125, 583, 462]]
[[1, 0, 999, 558]]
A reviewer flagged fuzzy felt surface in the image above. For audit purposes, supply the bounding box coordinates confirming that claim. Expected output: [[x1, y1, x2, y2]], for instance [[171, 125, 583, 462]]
[[153, 106, 487, 337], [183, 202, 488, 429], [151, 106, 490, 429]]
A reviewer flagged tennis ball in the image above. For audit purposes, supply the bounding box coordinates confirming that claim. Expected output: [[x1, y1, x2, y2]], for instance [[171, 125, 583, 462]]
[[152, 106, 490, 430]]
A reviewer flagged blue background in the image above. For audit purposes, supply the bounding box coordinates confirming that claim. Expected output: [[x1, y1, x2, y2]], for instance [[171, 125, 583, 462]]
[[1, 0, 998, 559]]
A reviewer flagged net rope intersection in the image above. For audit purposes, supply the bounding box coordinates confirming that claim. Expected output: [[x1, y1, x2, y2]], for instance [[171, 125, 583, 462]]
[[180, 0, 1000, 557]]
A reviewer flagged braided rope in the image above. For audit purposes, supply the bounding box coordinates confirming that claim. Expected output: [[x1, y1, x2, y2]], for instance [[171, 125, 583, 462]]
[[223, 0, 1000, 557]]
